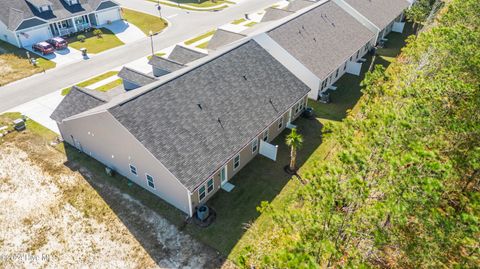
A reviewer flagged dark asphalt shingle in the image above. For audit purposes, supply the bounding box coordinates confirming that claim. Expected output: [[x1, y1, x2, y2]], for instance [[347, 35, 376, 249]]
[[118, 67, 157, 87], [286, 0, 315, 12], [342, 0, 410, 30], [109, 40, 310, 191], [261, 7, 294, 22], [168, 45, 207, 65], [206, 29, 245, 50], [148, 55, 185, 73], [50, 86, 108, 122], [267, 1, 375, 80]]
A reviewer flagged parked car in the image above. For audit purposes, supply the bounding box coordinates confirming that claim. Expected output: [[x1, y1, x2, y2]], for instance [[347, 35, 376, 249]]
[[46, 37, 68, 50], [32, 41, 55, 55]]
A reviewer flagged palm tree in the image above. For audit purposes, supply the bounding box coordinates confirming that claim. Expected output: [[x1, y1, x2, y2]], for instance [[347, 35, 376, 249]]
[[285, 128, 303, 172]]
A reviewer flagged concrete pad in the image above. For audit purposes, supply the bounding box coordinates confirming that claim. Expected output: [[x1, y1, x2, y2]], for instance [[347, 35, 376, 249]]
[[26, 46, 84, 67], [102, 20, 146, 44], [6, 90, 64, 134], [124, 57, 153, 74]]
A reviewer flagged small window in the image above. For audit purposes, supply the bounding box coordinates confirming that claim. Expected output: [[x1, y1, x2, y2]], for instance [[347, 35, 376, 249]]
[[234, 154, 240, 170], [278, 118, 283, 130], [356, 50, 360, 59], [262, 130, 269, 142], [252, 138, 258, 153], [129, 164, 137, 176], [146, 174, 155, 189], [335, 68, 339, 78], [343, 62, 347, 71], [199, 185, 206, 201], [207, 178, 214, 193]]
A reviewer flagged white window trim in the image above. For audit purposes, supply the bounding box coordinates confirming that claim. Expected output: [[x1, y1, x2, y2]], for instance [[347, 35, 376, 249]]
[[145, 173, 155, 189], [129, 164, 138, 176], [207, 178, 214, 194], [252, 138, 258, 153], [233, 154, 241, 170], [278, 117, 283, 130], [263, 129, 269, 142]]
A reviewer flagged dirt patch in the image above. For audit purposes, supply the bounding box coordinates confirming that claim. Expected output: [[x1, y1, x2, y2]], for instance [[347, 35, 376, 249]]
[[0, 131, 232, 268]]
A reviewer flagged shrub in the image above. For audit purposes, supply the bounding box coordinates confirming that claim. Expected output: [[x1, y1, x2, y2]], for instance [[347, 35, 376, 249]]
[[93, 29, 103, 38], [77, 34, 86, 42]]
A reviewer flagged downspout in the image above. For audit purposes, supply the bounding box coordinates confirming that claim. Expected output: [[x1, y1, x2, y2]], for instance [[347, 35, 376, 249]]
[[187, 190, 193, 217]]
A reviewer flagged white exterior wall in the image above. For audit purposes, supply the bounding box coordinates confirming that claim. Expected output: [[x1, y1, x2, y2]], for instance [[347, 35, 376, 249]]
[[253, 33, 319, 100], [59, 111, 192, 216], [0, 21, 20, 47]]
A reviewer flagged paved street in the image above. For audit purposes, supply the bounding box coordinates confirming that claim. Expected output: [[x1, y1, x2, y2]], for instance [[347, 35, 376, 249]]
[[0, 0, 278, 112]]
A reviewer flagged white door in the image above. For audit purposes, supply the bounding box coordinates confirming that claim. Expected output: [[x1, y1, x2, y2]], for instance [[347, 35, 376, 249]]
[[18, 26, 51, 47], [220, 166, 227, 185], [96, 8, 121, 25]]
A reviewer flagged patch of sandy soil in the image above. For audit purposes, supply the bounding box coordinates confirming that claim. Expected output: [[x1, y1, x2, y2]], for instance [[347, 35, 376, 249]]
[[0, 135, 232, 268]]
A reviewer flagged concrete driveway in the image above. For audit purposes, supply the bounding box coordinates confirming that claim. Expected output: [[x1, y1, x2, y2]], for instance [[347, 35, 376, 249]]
[[27, 46, 84, 66], [102, 20, 146, 44]]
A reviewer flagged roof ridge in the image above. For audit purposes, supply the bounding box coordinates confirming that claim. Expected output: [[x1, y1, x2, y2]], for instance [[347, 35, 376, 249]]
[[74, 86, 110, 102], [148, 55, 185, 66]]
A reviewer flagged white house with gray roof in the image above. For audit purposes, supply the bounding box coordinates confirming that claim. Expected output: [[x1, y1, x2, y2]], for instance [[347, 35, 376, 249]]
[[51, 39, 310, 216], [0, 0, 121, 48]]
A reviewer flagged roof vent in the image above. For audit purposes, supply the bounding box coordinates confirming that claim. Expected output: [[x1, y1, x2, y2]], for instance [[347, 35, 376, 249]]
[[197, 103, 203, 110], [217, 118, 224, 129], [313, 37, 317, 42], [242, 75, 247, 80]]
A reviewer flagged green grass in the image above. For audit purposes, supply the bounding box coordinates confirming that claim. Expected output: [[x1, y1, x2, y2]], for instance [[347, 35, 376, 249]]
[[184, 30, 216, 45], [61, 71, 119, 95], [122, 8, 168, 35], [245, 21, 257, 27], [94, 78, 122, 92], [162, 0, 230, 8], [147, 52, 166, 60], [0, 112, 57, 142], [196, 41, 209, 49], [148, 0, 228, 11], [0, 40, 56, 86], [67, 28, 124, 54], [231, 18, 246, 24]]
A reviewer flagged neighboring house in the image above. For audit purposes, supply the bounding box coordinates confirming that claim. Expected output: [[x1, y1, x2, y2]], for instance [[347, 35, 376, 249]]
[[260, 7, 293, 22], [333, 0, 412, 42], [206, 29, 245, 51], [118, 67, 157, 90], [148, 55, 185, 77], [168, 45, 207, 65], [286, 0, 316, 12], [254, 0, 376, 100], [51, 39, 310, 216], [0, 0, 122, 48]]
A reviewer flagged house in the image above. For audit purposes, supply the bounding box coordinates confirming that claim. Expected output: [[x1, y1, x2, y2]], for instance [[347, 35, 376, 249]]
[[0, 0, 122, 48], [167, 45, 207, 65], [148, 55, 185, 77], [253, 0, 376, 100], [286, 0, 316, 12], [333, 0, 412, 42], [51, 39, 310, 216], [260, 7, 293, 22], [118, 67, 157, 90], [206, 29, 245, 51]]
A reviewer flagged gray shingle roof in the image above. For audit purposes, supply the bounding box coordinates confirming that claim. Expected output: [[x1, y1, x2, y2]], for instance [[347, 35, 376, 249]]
[[148, 55, 185, 73], [342, 0, 410, 30], [118, 67, 157, 87], [206, 29, 245, 50], [261, 7, 294, 22], [109, 40, 310, 191], [168, 45, 207, 65], [0, 0, 115, 30], [286, 0, 315, 12], [50, 86, 109, 122], [26, 0, 53, 6], [267, 1, 375, 80]]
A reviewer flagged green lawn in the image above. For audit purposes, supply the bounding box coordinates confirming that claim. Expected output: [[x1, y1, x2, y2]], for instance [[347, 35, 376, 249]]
[[95, 78, 122, 92], [122, 8, 168, 35], [184, 30, 216, 45], [0, 112, 58, 142], [0, 40, 56, 86], [61, 71, 119, 95], [196, 41, 209, 49], [245, 21, 257, 27], [232, 18, 246, 25], [67, 28, 124, 54], [147, 52, 166, 60]]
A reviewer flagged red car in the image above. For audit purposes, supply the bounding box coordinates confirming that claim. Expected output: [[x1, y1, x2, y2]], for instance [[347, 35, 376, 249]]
[[46, 37, 68, 50], [32, 41, 55, 55]]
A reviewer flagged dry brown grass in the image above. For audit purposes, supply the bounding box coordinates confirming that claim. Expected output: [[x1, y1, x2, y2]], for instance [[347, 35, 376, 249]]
[[0, 54, 42, 86]]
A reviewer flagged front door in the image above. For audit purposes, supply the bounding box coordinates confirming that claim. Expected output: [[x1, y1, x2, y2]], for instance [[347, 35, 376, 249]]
[[220, 166, 227, 185]]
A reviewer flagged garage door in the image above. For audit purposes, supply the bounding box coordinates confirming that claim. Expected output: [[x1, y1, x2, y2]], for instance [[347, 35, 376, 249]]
[[96, 8, 121, 25], [18, 27, 51, 47]]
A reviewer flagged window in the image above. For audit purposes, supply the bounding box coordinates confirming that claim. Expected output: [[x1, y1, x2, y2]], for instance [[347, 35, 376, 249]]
[[146, 174, 155, 189], [335, 68, 339, 78], [278, 118, 283, 130], [343, 62, 347, 71], [234, 154, 240, 170], [199, 185, 206, 201], [207, 178, 214, 193], [262, 130, 269, 142], [129, 164, 137, 176], [356, 50, 360, 59], [252, 138, 258, 153]]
